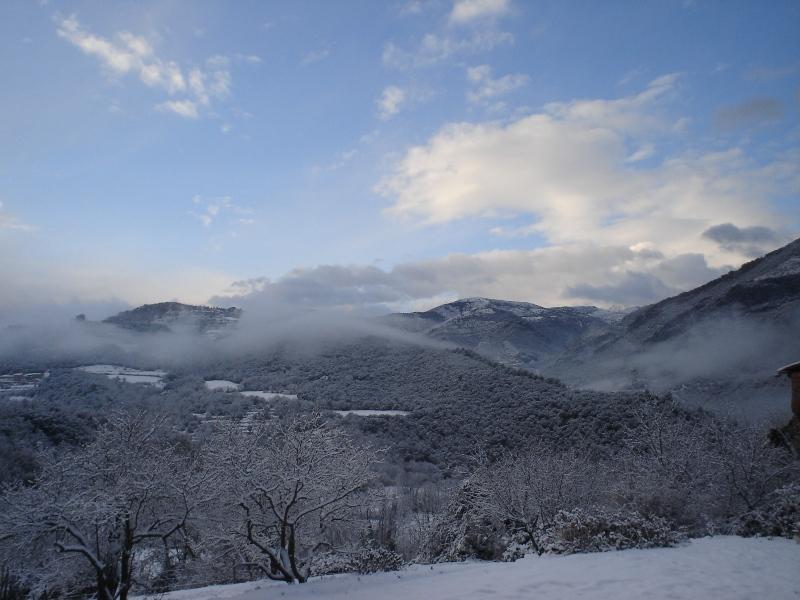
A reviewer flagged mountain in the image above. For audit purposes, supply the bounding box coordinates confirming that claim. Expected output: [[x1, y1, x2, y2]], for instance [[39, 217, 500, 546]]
[[602, 237, 800, 346], [381, 297, 631, 369], [549, 238, 800, 419], [382, 238, 800, 420], [103, 302, 242, 336]]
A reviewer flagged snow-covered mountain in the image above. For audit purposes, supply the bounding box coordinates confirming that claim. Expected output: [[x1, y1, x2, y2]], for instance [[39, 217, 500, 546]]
[[382, 297, 632, 370], [550, 238, 800, 418], [605, 236, 800, 347], [103, 302, 241, 336], [383, 238, 800, 420]]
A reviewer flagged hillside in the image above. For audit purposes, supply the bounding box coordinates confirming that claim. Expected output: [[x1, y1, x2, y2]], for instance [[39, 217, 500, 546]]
[[550, 238, 800, 419], [382, 297, 629, 370], [103, 302, 241, 335], [139, 537, 800, 600], [379, 238, 800, 420], [609, 237, 800, 346], [175, 336, 655, 478]]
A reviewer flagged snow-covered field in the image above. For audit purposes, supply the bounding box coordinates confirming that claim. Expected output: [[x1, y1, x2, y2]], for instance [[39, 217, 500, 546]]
[[0, 371, 48, 393], [203, 381, 299, 400], [334, 410, 409, 417], [204, 379, 242, 391], [137, 537, 800, 600], [240, 390, 298, 401], [77, 365, 166, 387]]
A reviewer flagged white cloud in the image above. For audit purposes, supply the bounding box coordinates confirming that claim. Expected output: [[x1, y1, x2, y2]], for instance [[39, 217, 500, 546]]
[[301, 47, 331, 66], [236, 54, 262, 64], [378, 86, 406, 119], [157, 99, 199, 119], [376, 75, 797, 301], [57, 15, 232, 119], [626, 143, 655, 162], [0, 257, 234, 313], [399, 1, 425, 16], [213, 242, 735, 312], [466, 64, 528, 104], [190, 195, 254, 229], [543, 73, 680, 133], [383, 30, 513, 69], [0, 202, 33, 232], [449, 0, 511, 24]]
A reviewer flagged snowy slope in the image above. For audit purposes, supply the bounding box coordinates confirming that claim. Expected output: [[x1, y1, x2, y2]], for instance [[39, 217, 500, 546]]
[[381, 297, 620, 370], [137, 537, 800, 600], [103, 302, 241, 335]]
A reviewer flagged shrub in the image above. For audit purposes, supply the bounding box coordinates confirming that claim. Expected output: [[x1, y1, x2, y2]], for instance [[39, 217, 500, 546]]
[[350, 546, 404, 574], [542, 507, 682, 554], [310, 546, 404, 576], [736, 483, 800, 539]]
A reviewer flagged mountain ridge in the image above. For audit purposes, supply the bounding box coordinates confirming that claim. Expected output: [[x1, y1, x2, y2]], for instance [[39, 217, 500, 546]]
[[103, 301, 242, 335]]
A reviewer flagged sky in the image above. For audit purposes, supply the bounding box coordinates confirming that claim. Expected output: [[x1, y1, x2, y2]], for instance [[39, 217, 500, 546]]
[[1, 0, 799, 320]]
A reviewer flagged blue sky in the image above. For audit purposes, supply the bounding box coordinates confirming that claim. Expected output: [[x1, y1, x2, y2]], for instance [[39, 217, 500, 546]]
[[1, 0, 798, 318]]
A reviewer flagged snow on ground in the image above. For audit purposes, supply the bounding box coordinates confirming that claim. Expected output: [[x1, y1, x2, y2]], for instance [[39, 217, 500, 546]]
[[204, 379, 241, 391], [333, 410, 409, 417], [77, 365, 166, 387], [240, 391, 298, 401], [136, 537, 800, 600], [0, 371, 49, 393]]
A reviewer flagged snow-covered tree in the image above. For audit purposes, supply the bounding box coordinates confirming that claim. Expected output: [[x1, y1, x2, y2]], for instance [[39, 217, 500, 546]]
[[206, 412, 380, 583], [709, 421, 800, 516], [0, 411, 213, 600], [465, 447, 599, 555], [616, 396, 718, 528]]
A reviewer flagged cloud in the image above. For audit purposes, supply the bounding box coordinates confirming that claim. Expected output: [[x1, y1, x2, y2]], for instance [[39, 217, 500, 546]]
[[377, 75, 790, 255], [372, 75, 797, 306], [378, 86, 406, 118], [543, 73, 680, 133], [714, 97, 784, 130], [300, 47, 331, 66], [382, 30, 513, 68], [399, 1, 425, 16], [0, 202, 33, 232], [466, 64, 528, 104], [190, 195, 253, 228], [235, 54, 262, 65], [449, 0, 511, 24], [57, 15, 232, 118], [157, 99, 199, 119], [0, 251, 234, 320], [566, 271, 673, 306], [212, 241, 742, 313], [702, 223, 787, 257], [625, 143, 655, 162]]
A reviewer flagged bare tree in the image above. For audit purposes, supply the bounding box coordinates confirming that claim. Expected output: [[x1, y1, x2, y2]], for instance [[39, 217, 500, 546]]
[[616, 396, 719, 527], [465, 446, 599, 555], [0, 411, 213, 600], [206, 412, 380, 583], [709, 421, 799, 516]]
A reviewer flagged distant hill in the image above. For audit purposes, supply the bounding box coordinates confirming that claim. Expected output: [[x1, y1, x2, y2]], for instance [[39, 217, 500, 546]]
[[103, 302, 241, 336], [381, 297, 631, 370], [550, 238, 800, 419], [382, 238, 800, 420], [603, 237, 800, 346]]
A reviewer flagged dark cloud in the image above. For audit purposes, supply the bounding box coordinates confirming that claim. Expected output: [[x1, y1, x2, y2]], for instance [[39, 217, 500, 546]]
[[213, 245, 756, 314], [652, 253, 729, 290], [702, 223, 785, 257], [714, 97, 784, 130], [565, 272, 673, 306], [211, 265, 409, 315]]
